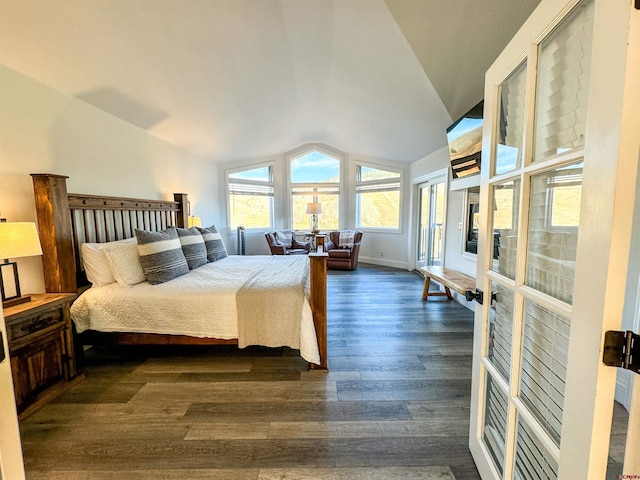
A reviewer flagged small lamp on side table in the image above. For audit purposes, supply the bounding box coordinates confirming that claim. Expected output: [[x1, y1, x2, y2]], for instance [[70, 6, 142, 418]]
[[0, 221, 43, 309], [306, 202, 323, 234]]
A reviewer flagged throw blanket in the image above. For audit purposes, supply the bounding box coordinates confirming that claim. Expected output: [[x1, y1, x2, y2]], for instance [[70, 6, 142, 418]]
[[236, 255, 310, 352], [339, 230, 356, 248]]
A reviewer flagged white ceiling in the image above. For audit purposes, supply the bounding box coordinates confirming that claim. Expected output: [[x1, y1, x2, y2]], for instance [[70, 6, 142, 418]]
[[0, 0, 539, 164]]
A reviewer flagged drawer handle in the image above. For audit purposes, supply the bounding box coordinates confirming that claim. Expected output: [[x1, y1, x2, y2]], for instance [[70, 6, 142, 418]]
[[21, 319, 50, 334]]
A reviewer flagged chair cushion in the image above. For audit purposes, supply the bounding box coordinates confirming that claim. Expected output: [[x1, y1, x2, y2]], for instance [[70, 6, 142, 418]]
[[328, 249, 351, 259]]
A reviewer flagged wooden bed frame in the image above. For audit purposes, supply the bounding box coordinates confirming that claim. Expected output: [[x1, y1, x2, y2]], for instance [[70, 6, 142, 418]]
[[31, 174, 328, 369]]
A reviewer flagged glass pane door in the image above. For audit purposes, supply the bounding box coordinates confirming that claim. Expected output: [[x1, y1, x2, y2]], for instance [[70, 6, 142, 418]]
[[465, 0, 636, 478], [416, 180, 445, 268]]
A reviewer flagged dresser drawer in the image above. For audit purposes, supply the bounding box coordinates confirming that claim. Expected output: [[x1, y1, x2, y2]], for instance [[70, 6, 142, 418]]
[[6, 308, 64, 346]]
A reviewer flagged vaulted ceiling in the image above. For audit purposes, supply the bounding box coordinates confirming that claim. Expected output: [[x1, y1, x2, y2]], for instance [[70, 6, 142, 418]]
[[0, 0, 539, 164]]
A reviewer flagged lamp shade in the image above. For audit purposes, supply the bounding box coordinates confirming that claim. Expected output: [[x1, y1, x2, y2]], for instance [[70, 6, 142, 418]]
[[188, 216, 202, 228], [0, 222, 43, 259], [306, 202, 323, 215]]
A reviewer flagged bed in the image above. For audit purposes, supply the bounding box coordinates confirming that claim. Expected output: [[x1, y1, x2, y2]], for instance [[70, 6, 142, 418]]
[[31, 173, 328, 369]]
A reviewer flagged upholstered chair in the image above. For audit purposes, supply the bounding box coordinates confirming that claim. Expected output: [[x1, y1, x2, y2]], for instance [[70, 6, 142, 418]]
[[264, 230, 310, 255], [324, 230, 363, 270]]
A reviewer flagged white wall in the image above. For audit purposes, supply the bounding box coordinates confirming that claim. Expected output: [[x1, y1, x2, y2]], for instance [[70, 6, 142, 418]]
[[0, 64, 219, 295], [218, 144, 411, 269]]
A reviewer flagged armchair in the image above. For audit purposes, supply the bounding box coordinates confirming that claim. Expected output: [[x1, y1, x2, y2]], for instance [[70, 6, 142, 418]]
[[325, 230, 363, 270], [265, 230, 310, 255]]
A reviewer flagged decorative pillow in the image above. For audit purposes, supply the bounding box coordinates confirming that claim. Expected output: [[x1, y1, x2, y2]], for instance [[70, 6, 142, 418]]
[[135, 227, 189, 284], [176, 227, 208, 270], [81, 242, 117, 286], [101, 238, 147, 287], [275, 230, 293, 248], [197, 225, 228, 262]]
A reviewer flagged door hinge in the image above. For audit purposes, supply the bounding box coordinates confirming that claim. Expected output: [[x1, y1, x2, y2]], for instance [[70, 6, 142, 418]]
[[603, 330, 640, 374], [0, 332, 5, 362]]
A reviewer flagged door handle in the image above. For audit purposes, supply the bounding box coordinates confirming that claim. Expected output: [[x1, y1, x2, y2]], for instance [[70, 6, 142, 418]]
[[465, 288, 497, 305]]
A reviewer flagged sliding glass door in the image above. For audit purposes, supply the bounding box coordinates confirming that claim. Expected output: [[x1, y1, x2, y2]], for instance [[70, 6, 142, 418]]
[[416, 175, 446, 269]]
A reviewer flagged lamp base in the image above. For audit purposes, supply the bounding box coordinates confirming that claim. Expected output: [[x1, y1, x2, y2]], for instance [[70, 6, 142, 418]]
[[309, 214, 319, 234], [2, 295, 32, 309]]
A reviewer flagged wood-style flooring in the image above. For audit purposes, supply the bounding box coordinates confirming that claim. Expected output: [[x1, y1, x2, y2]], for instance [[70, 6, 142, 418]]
[[20, 263, 481, 479]]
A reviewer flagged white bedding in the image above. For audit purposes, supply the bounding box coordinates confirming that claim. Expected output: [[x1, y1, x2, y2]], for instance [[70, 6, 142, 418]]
[[70, 255, 320, 364]]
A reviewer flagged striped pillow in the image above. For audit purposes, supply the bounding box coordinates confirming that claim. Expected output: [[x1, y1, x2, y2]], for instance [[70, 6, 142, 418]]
[[176, 227, 208, 269], [197, 225, 228, 262], [135, 227, 189, 284]]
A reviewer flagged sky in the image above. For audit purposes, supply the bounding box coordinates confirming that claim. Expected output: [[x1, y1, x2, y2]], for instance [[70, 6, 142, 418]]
[[230, 151, 340, 183]]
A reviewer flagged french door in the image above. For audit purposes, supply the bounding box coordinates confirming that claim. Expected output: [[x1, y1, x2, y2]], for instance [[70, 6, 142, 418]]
[[416, 174, 446, 269], [469, 0, 640, 479]]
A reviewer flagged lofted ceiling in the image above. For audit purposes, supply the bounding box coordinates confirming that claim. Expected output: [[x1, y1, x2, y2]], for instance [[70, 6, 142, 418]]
[[0, 0, 539, 164]]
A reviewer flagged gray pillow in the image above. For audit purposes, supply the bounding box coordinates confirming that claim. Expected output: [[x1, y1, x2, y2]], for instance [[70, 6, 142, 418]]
[[197, 225, 228, 262], [176, 227, 208, 269], [135, 226, 189, 284]]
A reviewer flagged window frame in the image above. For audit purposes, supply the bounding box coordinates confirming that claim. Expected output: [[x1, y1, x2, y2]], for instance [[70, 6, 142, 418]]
[[287, 148, 343, 232], [226, 161, 275, 231], [355, 161, 403, 232]]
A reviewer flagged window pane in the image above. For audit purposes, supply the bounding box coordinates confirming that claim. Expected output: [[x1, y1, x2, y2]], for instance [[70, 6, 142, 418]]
[[515, 416, 558, 479], [483, 374, 509, 476], [359, 166, 400, 181], [533, 0, 594, 162], [292, 193, 339, 231], [488, 282, 513, 382], [519, 300, 570, 447], [229, 167, 270, 181], [496, 61, 527, 175], [492, 180, 520, 279], [291, 151, 340, 183], [357, 191, 400, 229], [229, 195, 272, 228], [526, 163, 582, 304]]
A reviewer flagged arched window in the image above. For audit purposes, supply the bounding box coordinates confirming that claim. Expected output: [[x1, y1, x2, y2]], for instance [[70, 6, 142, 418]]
[[290, 150, 340, 231]]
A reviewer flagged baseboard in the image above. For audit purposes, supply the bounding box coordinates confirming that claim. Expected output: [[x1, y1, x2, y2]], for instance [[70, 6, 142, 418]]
[[359, 257, 408, 270]]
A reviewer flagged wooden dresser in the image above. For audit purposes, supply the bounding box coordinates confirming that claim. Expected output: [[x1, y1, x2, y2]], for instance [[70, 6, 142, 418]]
[[3, 293, 82, 418]]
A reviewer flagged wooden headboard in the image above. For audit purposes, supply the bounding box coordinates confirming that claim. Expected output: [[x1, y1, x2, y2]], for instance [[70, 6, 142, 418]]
[[31, 174, 188, 293]]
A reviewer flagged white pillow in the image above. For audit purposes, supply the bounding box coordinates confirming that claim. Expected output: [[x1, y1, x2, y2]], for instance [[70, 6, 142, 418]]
[[101, 238, 147, 287], [81, 242, 116, 286]]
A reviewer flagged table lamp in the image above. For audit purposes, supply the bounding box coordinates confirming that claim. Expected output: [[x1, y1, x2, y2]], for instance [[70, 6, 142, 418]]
[[188, 216, 202, 228], [0, 222, 43, 308], [306, 202, 322, 233]]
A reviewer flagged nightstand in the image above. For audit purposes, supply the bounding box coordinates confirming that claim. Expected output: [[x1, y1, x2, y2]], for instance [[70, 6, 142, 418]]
[[3, 293, 83, 418]]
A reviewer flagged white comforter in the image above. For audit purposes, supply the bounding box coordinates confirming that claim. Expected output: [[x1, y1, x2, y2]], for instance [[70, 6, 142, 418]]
[[70, 255, 320, 364]]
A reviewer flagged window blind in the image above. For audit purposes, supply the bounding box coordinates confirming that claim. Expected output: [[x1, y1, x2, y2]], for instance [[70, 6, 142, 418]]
[[533, 0, 594, 162]]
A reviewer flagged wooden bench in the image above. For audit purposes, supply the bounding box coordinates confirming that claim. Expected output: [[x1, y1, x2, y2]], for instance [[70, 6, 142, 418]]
[[419, 266, 476, 301]]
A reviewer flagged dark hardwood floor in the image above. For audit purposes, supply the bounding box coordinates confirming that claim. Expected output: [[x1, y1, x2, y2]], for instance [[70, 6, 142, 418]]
[[19, 263, 481, 479]]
